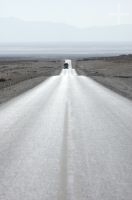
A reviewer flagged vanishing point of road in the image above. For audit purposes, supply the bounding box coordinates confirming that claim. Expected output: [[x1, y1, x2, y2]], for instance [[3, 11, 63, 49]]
[[0, 60, 132, 200]]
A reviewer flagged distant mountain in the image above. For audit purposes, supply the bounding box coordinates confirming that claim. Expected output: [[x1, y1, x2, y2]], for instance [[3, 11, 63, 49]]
[[0, 17, 132, 42]]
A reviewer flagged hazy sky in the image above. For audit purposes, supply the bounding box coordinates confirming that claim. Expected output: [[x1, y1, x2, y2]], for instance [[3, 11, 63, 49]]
[[0, 0, 132, 27]]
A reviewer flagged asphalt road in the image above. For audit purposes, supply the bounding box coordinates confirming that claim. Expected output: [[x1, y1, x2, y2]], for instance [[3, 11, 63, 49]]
[[0, 60, 132, 200]]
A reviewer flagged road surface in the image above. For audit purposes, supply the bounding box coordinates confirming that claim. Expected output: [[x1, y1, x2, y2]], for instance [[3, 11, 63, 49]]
[[0, 60, 132, 200]]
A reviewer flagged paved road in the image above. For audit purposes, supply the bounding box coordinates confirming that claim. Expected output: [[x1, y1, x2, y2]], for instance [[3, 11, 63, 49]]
[[0, 60, 132, 200]]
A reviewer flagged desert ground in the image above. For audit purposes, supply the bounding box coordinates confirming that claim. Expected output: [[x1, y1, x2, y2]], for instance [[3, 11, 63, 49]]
[[0, 55, 132, 104], [74, 55, 132, 100], [0, 58, 62, 104]]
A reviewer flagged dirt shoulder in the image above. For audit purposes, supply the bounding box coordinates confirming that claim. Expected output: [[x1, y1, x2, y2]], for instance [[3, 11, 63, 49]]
[[74, 55, 132, 100], [0, 58, 62, 104]]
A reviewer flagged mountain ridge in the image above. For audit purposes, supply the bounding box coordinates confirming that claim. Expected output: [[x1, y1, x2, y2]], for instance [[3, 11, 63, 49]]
[[0, 18, 132, 42]]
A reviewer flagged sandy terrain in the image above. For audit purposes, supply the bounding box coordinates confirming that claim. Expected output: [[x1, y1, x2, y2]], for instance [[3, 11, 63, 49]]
[[0, 58, 62, 104], [74, 55, 132, 100]]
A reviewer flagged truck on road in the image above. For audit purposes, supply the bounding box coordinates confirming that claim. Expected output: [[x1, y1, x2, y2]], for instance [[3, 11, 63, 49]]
[[64, 63, 69, 69]]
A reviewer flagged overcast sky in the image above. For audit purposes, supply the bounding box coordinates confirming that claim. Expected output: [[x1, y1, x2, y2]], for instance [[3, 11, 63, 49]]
[[0, 0, 131, 27]]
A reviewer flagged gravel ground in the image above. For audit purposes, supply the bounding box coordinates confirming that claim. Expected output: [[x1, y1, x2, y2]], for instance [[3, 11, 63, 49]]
[[0, 57, 62, 104], [74, 55, 132, 100]]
